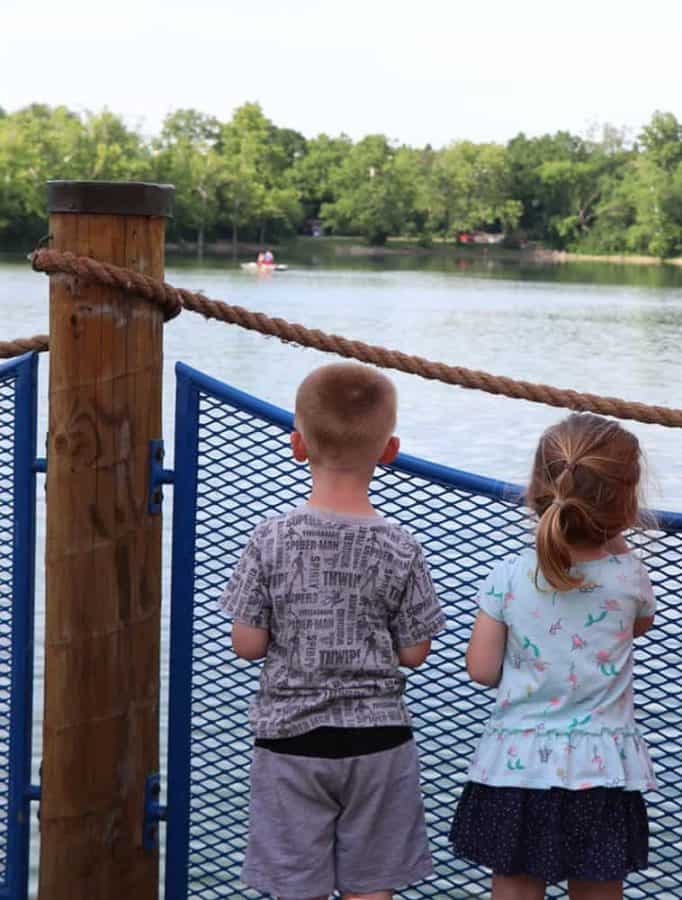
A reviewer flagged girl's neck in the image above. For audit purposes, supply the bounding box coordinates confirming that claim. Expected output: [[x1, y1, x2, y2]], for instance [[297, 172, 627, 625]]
[[569, 534, 628, 562], [307, 465, 376, 516]]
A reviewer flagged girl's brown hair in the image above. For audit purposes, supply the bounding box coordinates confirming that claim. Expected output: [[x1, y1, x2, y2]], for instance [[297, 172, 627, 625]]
[[526, 413, 641, 591]]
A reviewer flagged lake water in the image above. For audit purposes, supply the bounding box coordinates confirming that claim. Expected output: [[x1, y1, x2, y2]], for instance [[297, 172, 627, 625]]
[[2, 251, 682, 895], [7, 251, 682, 505]]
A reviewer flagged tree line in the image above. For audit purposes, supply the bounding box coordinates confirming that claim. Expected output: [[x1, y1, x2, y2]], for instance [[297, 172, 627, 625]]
[[1, 102, 681, 258]]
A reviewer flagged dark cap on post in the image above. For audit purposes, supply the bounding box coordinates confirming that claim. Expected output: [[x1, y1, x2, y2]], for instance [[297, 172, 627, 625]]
[[47, 181, 175, 218]]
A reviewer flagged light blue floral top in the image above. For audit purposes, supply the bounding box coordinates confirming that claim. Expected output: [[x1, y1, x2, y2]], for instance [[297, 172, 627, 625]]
[[469, 548, 657, 791]]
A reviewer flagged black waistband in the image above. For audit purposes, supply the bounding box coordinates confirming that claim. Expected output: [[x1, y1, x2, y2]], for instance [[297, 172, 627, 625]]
[[255, 725, 413, 758]]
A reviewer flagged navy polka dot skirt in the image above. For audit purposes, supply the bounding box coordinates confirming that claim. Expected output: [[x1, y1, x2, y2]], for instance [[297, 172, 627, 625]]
[[450, 782, 649, 883]]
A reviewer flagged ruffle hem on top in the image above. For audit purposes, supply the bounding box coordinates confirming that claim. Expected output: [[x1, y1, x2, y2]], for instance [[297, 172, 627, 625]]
[[469, 725, 657, 791]]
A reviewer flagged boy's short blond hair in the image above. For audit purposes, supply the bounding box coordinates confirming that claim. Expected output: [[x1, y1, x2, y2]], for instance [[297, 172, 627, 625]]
[[295, 363, 397, 469]]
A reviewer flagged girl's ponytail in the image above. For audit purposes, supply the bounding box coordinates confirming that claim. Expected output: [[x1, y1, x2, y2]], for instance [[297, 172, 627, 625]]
[[535, 498, 594, 591], [527, 413, 642, 594]]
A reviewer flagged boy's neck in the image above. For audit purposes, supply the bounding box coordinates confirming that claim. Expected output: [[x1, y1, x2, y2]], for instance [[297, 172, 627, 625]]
[[307, 466, 377, 516]]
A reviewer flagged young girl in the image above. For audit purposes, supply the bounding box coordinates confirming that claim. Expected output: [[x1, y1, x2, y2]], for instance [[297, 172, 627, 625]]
[[450, 413, 656, 900]]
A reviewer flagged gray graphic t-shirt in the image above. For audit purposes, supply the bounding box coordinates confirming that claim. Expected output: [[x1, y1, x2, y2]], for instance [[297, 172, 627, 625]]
[[220, 505, 445, 738]]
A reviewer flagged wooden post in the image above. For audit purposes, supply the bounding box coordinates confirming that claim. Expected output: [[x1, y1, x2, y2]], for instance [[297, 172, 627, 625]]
[[40, 181, 174, 900]]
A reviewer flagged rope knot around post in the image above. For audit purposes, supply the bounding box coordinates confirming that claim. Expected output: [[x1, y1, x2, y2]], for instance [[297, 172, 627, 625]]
[[31, 248, 183, 321]]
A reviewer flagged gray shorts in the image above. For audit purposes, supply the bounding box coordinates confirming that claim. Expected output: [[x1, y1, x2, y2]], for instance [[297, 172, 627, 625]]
[[242, 739, 433, 897]]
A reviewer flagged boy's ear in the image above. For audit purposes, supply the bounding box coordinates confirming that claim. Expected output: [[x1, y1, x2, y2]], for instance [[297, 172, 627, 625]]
[[379, 435, 400, 465], [290, 430, 308, 462]]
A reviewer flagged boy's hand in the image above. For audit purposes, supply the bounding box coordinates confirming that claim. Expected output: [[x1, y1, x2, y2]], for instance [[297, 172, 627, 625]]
[[231, 624, 270, 660], [398, 639, 431, 668]]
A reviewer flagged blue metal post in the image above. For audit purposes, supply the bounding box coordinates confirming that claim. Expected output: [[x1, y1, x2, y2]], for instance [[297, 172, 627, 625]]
[[164, 367, 201, 900]]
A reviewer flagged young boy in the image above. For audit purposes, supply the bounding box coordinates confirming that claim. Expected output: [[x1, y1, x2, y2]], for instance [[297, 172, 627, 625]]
[[220, 362, 445, 900]]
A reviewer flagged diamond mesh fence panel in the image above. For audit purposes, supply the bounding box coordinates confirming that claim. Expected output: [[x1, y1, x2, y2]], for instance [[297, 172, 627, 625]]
[[176, 377, 682, 900]]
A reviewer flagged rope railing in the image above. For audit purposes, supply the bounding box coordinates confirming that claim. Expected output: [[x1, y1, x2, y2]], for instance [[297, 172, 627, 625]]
[[0, 334, 49, 357], [2, 247, 681, 429]]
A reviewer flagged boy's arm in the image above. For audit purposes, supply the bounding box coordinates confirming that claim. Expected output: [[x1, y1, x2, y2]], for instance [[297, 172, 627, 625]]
[[398, 639, 431, 668], [466, 610, 506, 687], [220, 523, 272, 656], [232, 624, 270, 660], [391, 542, 445, 665]]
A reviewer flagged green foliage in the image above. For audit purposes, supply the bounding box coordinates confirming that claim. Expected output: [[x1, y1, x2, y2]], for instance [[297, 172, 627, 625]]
[[507, 131, 591, 246], [152, 109, 224, 254], [624, 114, 682, 257], [619, 158, 682, 258], [83, 110, 151, 181], [321, 135, 419, 244], [0, 104, 681, 258], [0, 105, 86, 241], [0, 104, 150, 244], [639, 111, 682, 173], [423, 141, 520, 237], [288, 133, 352, 220], [218, 103, 302, 247]]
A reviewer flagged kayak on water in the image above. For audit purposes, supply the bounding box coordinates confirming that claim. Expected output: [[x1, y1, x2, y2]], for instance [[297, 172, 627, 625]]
[[240, 262, 289, 272]]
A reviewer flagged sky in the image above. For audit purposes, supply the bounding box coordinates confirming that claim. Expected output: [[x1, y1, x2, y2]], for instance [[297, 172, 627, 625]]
[[3, 0, 681, 147]]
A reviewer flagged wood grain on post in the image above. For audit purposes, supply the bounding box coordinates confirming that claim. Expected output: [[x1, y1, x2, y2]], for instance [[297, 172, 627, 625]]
[[40, 181, 174, 900]]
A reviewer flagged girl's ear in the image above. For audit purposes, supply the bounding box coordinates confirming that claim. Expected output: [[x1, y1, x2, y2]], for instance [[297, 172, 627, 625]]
[[290, 430, 308, 462], [379, 435, 400, 465]]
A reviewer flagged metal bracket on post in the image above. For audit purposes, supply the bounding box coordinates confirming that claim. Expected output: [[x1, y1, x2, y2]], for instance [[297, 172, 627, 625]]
[[148, 439, 175, 515], [142, 773, 167, 851]]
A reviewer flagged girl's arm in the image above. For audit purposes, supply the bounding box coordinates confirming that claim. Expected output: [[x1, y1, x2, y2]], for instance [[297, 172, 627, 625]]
[[633, 615, 654, 638], [466, 610, 507, 687], [231, 624, 270, 660]]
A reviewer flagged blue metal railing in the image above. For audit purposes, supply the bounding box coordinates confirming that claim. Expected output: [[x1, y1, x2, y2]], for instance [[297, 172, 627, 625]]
[[0, 353, 38, 900], [165, 362, 682, 900]]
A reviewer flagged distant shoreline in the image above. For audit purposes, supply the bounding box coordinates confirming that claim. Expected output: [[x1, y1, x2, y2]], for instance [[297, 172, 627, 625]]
[[165, 237, 682, 267], [548, 250, 682, 267], [1, 236, 680, 269]]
